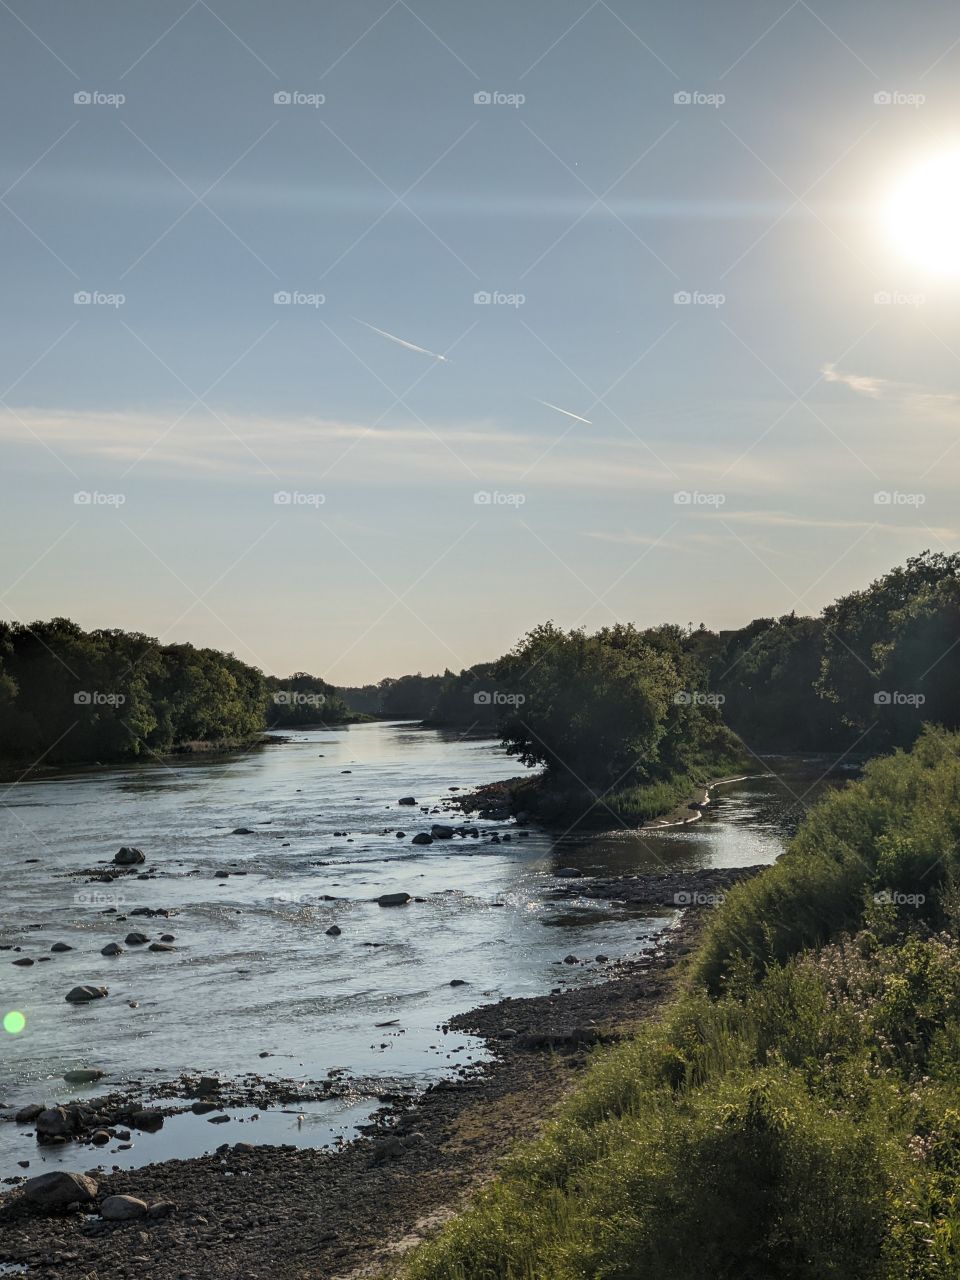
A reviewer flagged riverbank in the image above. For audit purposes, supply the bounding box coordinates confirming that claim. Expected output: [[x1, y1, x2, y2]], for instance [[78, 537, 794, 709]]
[[453, 770, 761, 832], [0, 868, 762, 1280]]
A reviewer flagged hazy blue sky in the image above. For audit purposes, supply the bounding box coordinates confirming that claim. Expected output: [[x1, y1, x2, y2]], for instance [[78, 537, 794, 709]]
[[2, 0, 959, 681]]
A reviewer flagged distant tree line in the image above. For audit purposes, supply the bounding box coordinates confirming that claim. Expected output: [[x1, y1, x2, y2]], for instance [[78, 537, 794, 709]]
[[338, 552, 960, 767], [0, 618, 351, 765]]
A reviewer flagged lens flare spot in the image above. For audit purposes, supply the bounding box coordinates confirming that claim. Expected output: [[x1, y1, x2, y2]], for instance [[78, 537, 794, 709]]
[[3, 1011, 26, 1035]]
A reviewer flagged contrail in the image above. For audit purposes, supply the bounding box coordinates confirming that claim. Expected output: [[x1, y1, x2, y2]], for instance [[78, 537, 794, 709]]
[[534, 398, 592, 425], [354, 319, 448, 362]]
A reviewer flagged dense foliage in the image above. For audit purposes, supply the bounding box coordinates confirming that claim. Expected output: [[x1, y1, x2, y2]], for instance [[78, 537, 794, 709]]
[[400, 729, 960, 1280], [0, 618, 350, 765]]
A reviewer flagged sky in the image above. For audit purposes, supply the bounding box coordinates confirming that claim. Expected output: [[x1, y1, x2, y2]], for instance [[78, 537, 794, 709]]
[[2, 0, 960, 683]]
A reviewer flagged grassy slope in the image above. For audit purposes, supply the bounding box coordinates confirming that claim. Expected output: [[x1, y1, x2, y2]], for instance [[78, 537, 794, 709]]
[[396, 728, 960, 1280]]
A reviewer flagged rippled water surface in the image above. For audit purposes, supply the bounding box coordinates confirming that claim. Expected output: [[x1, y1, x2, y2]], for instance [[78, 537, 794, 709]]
[[0, 724, 847, 1176]]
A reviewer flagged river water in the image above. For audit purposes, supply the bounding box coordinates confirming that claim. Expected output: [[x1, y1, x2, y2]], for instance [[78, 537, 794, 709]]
[[0, 722, 845, 1179]]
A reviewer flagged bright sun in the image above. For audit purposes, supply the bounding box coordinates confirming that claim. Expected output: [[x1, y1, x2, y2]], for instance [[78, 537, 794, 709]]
[[884, 149, 960, 276]]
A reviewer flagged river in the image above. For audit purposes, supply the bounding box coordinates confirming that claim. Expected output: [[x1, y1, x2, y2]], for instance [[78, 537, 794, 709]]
[[0, 722, 845, 1180]]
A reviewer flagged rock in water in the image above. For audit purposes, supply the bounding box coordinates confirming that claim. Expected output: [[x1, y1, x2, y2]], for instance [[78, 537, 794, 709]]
[[65, 985, 108, 1003], [554, 867, 584, 878], [50, 942, 73, 953], [63, 1068, 104, 1085], [325, 925, 342, 936], [114, 847, 146, 865], [377, 892, 411, 907], [410, 833, 433, 846], [430, 824, 455, 839], [398, 796, 417, 805], [23, 1170, 97, 1209], [36, 1106, 75, 1137], [124, 932, 149, 946], [101, 943, 123, 957], [100, 1194, 147, 1221]]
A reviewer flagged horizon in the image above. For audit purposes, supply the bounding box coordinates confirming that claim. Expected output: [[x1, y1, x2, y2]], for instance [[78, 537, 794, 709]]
[[3, 1, 960, 683]]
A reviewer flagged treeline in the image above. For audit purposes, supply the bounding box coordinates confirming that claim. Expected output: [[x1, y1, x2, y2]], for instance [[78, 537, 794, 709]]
[[402, 729, 960, 1279], [346, 551, 960, 759], [0, 618, 351, 765]]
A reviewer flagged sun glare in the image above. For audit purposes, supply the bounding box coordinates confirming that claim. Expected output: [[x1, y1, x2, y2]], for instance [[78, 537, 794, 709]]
[[884, 149, 960, 276]]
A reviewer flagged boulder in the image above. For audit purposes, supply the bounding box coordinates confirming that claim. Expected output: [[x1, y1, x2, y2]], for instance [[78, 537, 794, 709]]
[[100, 1194, 147, 1221], [147, 1200, 175, 1219], [377, 892, 411, 907], [148, 942, 174, 952], [554, 867, 584, 879], [410, 833, 433, 846], [12, 957, 34, 966], [130, 1109, 164, 1132], [101, 943, 123, 957], [124, 932, 149, 946], [65, 985, 108, 1003], [398, 796, 417, 805], [63, 1068, 104, 1085], [325, 925, 342, 936], [36, 1107, 75, 1137], [23, 1170, 97, 1209], [15, 1104, 44, 1124], [90, 1129, 111, 1145], [114, 847, 145, 866], [430, 824, 455, 839], [50, 942, 73, 953], [160, 933, 175, 942]]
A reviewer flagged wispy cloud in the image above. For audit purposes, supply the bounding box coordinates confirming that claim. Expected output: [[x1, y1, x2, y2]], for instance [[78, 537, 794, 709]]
[[821, 363, 889, 399]]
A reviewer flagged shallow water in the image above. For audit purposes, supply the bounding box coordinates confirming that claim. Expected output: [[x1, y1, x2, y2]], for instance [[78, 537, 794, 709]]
[[0, 723, 845, 1177]]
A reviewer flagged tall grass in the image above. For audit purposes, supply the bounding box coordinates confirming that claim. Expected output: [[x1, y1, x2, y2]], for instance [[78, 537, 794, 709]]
[[396, 729, 960, 1280]]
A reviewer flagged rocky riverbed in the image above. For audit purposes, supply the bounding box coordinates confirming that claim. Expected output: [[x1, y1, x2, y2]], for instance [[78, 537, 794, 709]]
[[0, 886, 753, 1280]]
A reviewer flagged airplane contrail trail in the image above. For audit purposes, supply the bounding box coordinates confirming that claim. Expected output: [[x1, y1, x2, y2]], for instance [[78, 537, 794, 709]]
[[354, 319, 448, 362], [534, 398, 592, 425]]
